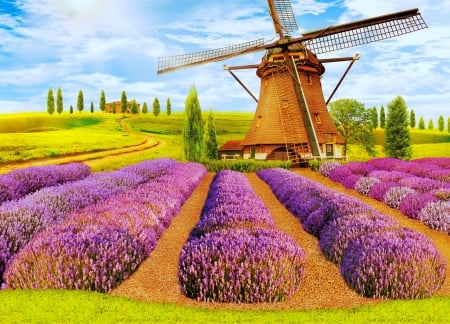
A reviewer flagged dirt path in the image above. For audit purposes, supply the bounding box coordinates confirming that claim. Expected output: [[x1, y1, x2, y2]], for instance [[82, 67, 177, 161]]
[[110, 169, 450, 310], [0, 118, 163, 174]]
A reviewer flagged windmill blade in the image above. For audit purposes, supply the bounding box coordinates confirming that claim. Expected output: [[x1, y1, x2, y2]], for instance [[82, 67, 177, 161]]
[[300, 8, 427, 54], [157, 39, 265, 74], [267, 0, 298, 38]]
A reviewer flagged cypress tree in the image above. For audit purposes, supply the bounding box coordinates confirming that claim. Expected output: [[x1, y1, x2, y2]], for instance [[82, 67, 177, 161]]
[[77, 90, 84, 114], [47, 89, 55, 115], [418, 117, 425, 130], [142, 102, 148, 114], [166, 97, 172, 116], [121, 91, 127, 113], [384, 96, 411, 160], [56, 87, 63, 114], [379, 105, 385, 129], [183, 85, 203, 162], [428, 119, 434, 130], [370, 106, 378, 129], [131, 99, 138, 114], [69, 104, 73, 114], [90, 101, 94, 113], [448, 117, 450, 133], [99, 90, 106, 112], [203, 108, 218, 160], [153, 97, 161, 117], [438, 115, 444, 132], [409, 109, 416, 129]]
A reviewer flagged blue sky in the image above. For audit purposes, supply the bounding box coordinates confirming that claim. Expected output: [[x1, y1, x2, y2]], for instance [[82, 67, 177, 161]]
[[0, 0, 449, 122]]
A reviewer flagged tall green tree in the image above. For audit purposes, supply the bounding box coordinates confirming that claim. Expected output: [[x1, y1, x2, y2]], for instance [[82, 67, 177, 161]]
[[131, 99, 138, 114], [56, 87, 63, 114], [99, 90, 106, 113], [379, 105, 386, 129], [47, 89, 55, 115], [183, 85, 203, 162], [69, 104, 73, 114], [121, 91, 128, 113], [384, 96, 411, 160], [142, 101, 148, 114], [203, 108, 218, 160], [418, 116, 425, 130], [90, 101, 94, 113], [166, 97, 172, 116], [409, 109, 416, 129], [370, 106, 378, 129], [438, 115, 445, 132], [77, 90, 84, 114], [428, 119, 434, 130], [153, 97, 161, 117], [447, 117, 450, 133], [329, 98, 376, 157]]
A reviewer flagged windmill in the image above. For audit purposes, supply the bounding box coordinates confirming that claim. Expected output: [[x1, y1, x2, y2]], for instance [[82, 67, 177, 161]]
[[157, 1, 427, 164]]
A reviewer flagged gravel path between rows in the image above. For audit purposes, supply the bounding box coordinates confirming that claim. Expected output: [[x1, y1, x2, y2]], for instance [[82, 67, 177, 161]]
[[111, 169, 450, 310]]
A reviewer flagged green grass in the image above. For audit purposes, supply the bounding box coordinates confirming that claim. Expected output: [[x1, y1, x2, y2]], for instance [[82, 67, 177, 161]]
[[0, 290, 448, 323]]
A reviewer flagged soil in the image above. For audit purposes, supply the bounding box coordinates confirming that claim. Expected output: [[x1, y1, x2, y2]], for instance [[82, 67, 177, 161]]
[[110, 169, 450, 311]]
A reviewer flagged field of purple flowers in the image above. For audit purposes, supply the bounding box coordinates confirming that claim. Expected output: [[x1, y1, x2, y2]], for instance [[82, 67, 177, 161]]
[[320, 158, 450, 235]]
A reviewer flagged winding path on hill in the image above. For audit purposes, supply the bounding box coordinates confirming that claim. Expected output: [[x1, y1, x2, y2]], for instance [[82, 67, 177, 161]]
[[0, 118, 164, 174], [111, 169, 450, 310]]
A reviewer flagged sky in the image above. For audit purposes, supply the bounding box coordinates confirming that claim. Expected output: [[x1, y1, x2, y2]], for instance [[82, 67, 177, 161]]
[[0, 0, 449, 122]]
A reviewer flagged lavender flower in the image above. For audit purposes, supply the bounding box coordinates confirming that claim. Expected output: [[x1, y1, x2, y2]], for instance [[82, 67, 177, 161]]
[[179, 228, 306, 303], [383, 186, 416, 209], [318, 161, 341, 177], [341, 228, 446, 299], [355, 177, 381, 196], [418, 201, 450, 234], [328, 165, 353, 183], [341, 174, 363, 189], [368, 181, 399, 202]]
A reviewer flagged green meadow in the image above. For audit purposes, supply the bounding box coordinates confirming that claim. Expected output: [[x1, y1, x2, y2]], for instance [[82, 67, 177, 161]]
[[0, 112, 449, 323]]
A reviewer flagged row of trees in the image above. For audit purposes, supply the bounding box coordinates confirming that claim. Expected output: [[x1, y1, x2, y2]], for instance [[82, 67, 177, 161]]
[[46, 88, 171, 116], [329, 96, 417, 160], [369, 105, 449, 132], [183, 85, 218, 161]]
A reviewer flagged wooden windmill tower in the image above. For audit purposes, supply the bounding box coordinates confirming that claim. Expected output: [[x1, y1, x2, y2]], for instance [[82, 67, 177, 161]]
[[157, 1, 427, 164]]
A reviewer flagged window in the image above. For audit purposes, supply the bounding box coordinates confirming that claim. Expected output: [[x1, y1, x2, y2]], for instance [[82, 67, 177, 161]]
[[306, 74, 312, 85], [281, 99, 288, 108], [314, 113, 321, 124], [256, 116, 262, 128]]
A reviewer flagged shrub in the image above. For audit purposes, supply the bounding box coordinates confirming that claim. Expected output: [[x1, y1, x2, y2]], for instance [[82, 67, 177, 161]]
[[341, 228, 446, 299], [399, 192, 439, 220], [4, 223, 147, 292], [203, 159, 291, 173], [318, 161, 341, 177], [355, 177, 381, 196], [399, 177, 447, 193], [328, 165, 353, 182], [178, 228, 306, 303], [383, 186, 416, 209], [368, 181, 399, 202], [418, 201, 450, 234], [341, 174, 363, 189]]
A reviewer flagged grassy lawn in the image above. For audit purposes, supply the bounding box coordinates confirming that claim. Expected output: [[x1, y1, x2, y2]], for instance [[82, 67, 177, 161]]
[[0, 290, 449, 323]]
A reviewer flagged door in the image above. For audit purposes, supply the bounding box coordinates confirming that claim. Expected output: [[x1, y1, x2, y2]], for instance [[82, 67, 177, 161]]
[[250, 146, 256, 159], [326, 144, 333, 157]]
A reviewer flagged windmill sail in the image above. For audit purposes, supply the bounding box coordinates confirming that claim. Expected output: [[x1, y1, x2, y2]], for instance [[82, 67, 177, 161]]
[[301, 8, 427, 54], [268, 0, 298, 37], [157, 39, 265, 74]]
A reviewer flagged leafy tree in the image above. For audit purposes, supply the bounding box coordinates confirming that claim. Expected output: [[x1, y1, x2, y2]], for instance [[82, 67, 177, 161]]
[[47, 89, 55, 115], [384, 96, 411, 160], [90, 101, 94, 113], [418, 116, 425, 130], [438, 115, 444, 132], [142, 102, 148, 114], [183, 85, 203, 162], [409, 109, 416, 129], [77, 90, 84, 114], [131, 99, 138, 114], [448, 117, 450, 133], [428, 119, 434, 130], [69, 104, 73, 114], [121, 91, 128, 113], [329, 98, 376, 157], [56, 87, 63, 114], [379, 105, 386, 129], [99, 90, 106, 113], [203, 108, 218, 159], [370, 106, 378, 129], [166, 97, 172, 116], [153, 97, 161, 117]]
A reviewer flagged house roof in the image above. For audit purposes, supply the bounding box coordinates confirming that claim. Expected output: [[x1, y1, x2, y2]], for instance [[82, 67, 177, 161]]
[[218, 140, 243, 151]]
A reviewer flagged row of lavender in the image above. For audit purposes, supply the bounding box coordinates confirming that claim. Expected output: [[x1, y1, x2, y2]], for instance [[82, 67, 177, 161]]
[[0, 158, 180, 284], [257, 168, 446, 299], [3, 161, 207, 292], [0, 163, 92, 205], [320, 157, 450, 234], [178, 170, 306, 303]]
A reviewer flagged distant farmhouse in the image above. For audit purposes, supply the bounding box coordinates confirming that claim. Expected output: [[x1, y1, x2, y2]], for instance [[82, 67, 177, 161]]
[[105, 101, 140, 114]]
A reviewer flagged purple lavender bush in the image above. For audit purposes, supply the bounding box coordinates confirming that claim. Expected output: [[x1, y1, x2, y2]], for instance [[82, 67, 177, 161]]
[[341, 174, 363, 189], [319, 212, 402, 264], [328, 165, 353, 183], [418, 201, 450, 234], [341, 228, 446, 299], [368, 181, 399, 202], [318, 161, 341, 177], [399, 176, 447, 193], [355, 177, 381, 196], [4, 223, 146, 292], [178, 228, 306, 303], [399, 192, 439, 220], [366, 157, 400, 170]]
